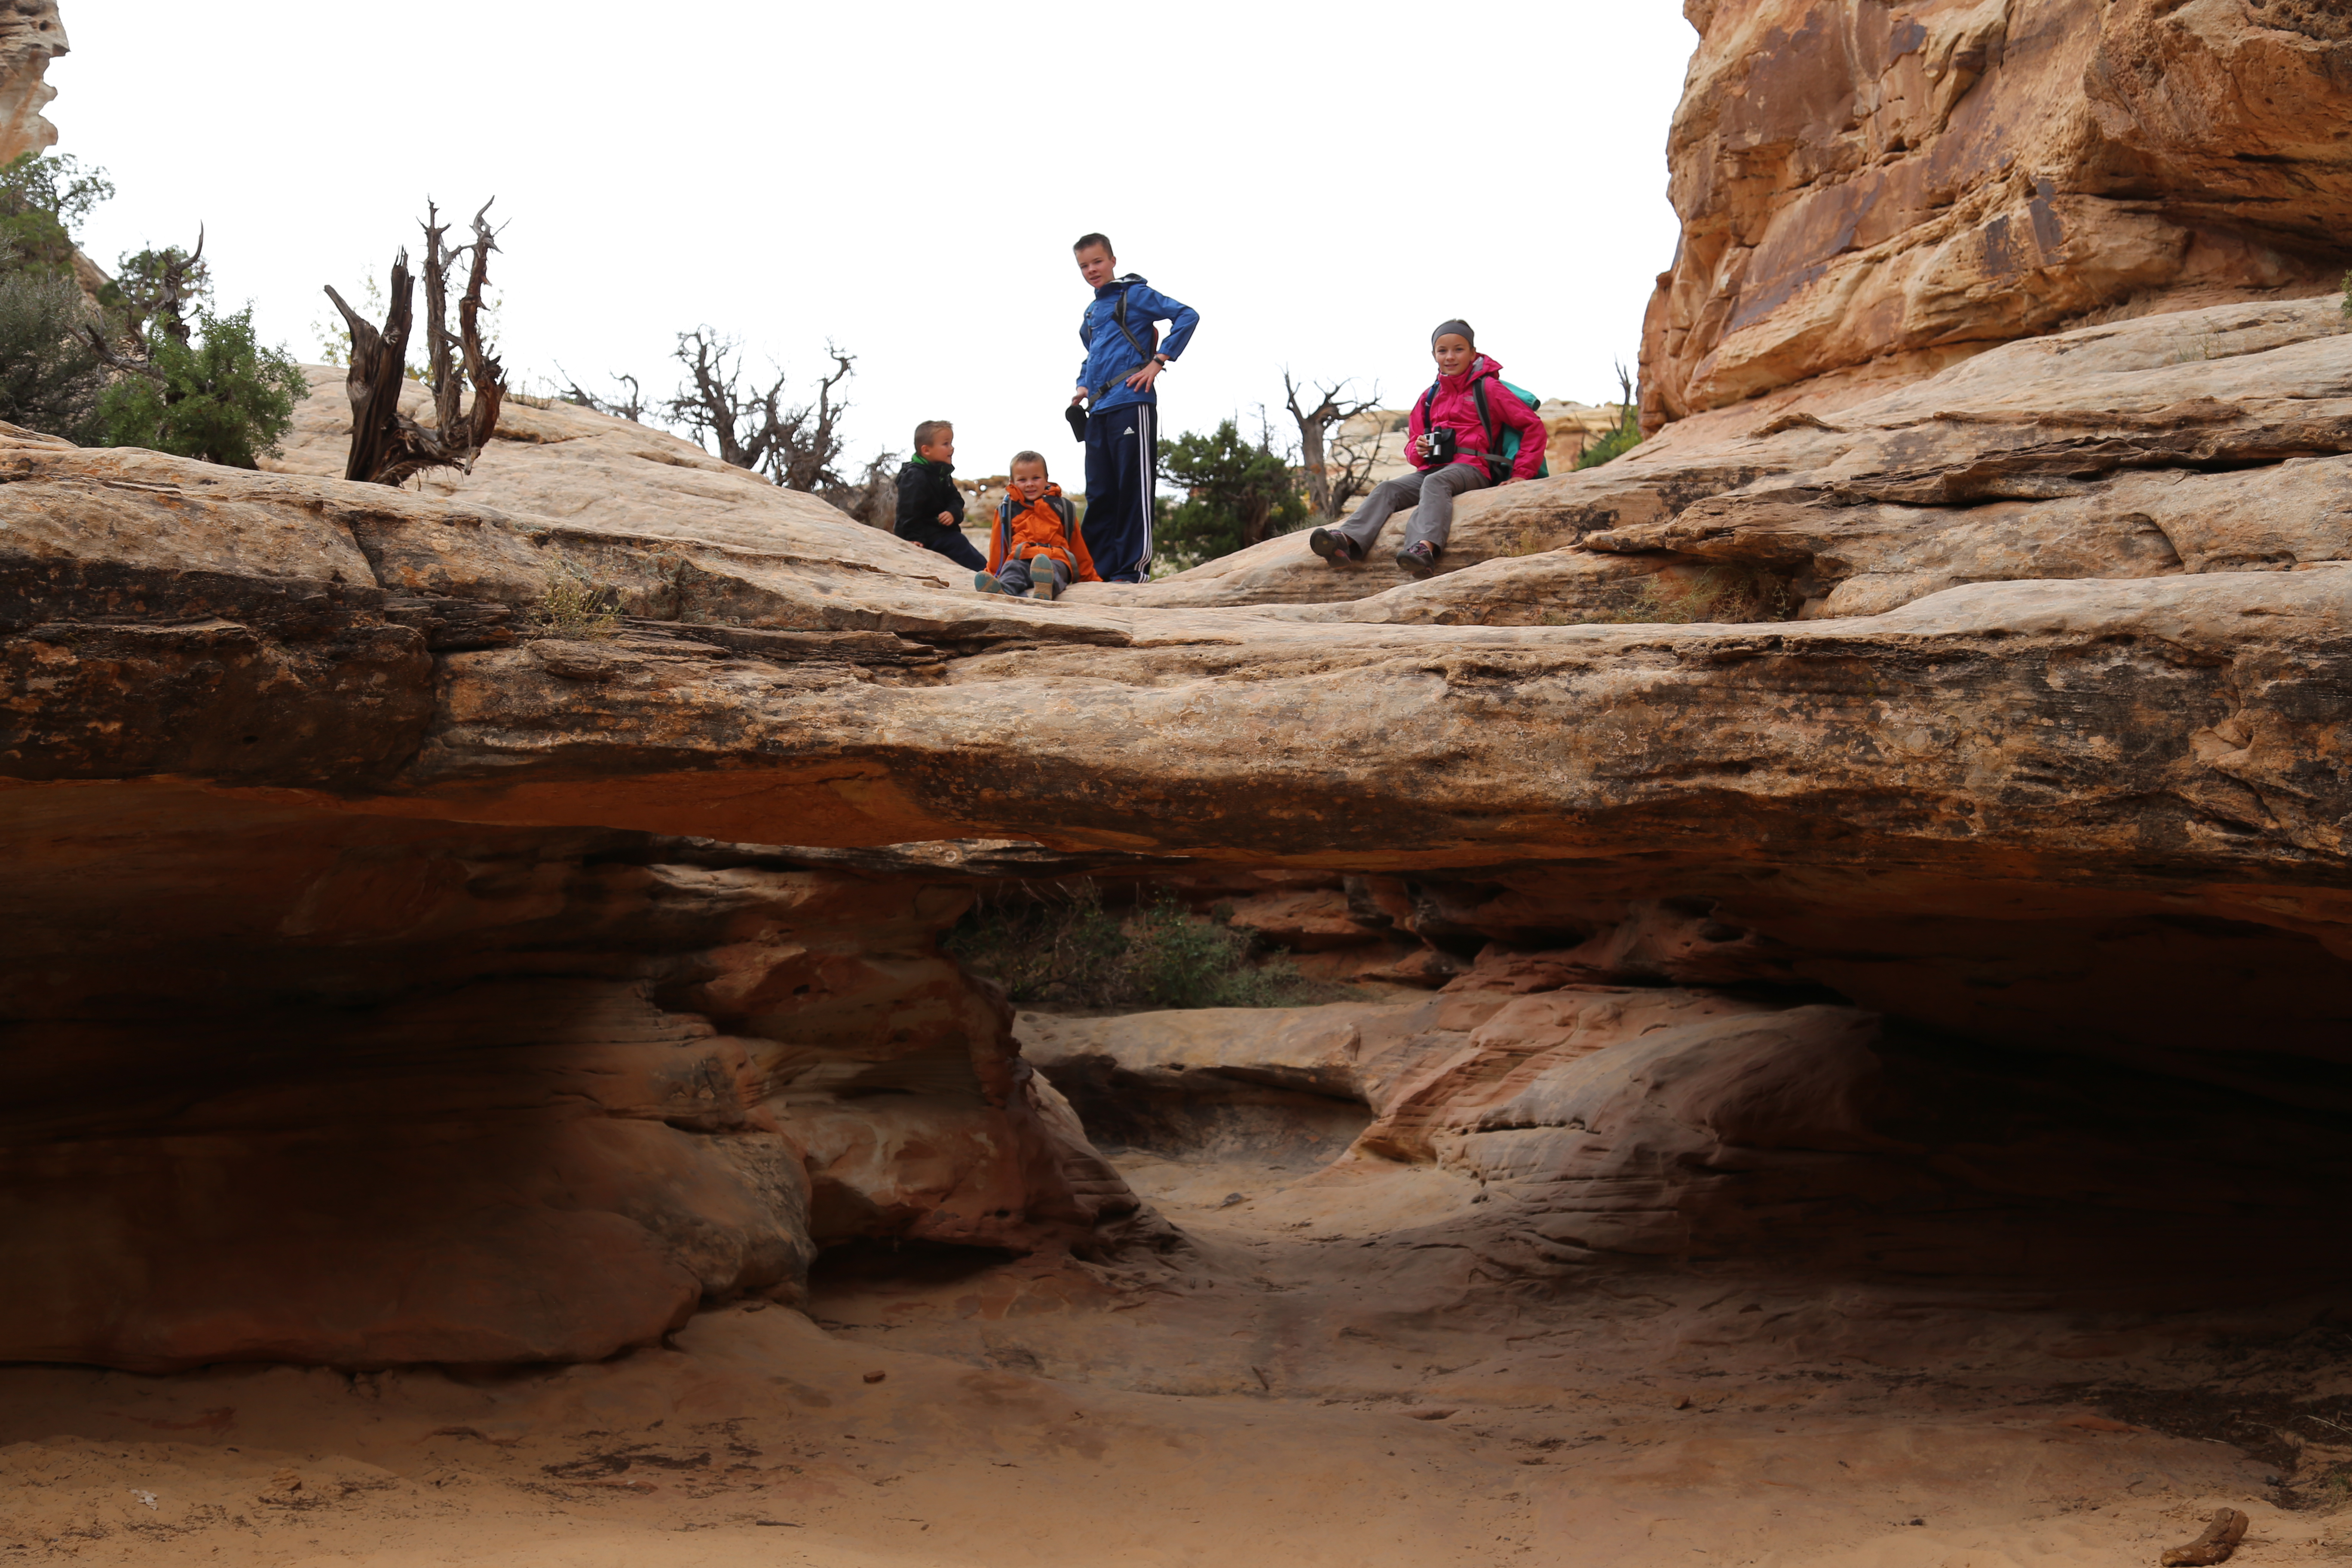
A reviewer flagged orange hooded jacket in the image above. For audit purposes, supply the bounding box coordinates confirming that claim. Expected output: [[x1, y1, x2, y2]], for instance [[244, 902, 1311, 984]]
[[986, 482, 1100, 582]]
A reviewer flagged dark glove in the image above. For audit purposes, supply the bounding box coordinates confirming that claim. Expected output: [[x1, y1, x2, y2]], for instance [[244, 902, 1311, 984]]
[[1065, 403, 1088, 442]]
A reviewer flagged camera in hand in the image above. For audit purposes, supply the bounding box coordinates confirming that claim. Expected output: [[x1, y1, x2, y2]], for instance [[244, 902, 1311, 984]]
[[1414, 427, 1458, 463]]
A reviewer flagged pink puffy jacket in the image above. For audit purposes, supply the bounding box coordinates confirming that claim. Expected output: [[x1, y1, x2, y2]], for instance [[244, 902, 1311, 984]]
[[1406, 354, 1547, 481]]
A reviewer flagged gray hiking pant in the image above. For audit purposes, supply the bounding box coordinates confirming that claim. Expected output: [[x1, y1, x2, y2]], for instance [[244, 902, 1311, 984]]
[[995, 552, 1072, 597], [1335, 462, 1491, 555]]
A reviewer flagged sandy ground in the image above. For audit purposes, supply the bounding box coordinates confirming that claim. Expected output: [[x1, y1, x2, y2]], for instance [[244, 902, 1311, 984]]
[[6, 1149, 2349, 1567]]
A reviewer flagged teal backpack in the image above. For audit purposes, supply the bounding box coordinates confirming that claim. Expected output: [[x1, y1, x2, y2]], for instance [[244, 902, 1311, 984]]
[[1418, 376, 1550, 482]]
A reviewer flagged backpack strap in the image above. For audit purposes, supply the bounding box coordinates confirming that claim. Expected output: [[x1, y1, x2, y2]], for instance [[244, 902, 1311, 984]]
[[1088, 280, 1163, 402], [1472, 379, 1508, 483], [1110, 279, 1160, 364]]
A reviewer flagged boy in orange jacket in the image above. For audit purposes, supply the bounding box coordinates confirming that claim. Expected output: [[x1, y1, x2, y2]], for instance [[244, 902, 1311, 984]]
[[974, 449, 1100, 600]]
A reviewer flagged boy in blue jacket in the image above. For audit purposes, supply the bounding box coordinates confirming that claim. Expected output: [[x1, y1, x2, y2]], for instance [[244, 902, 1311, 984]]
[[1069, 233, 1199, 583]]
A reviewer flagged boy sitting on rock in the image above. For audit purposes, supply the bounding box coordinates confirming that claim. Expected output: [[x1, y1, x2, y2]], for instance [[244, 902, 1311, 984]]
[[894, 419, 985, 570], [975, 450, 1098, 600]]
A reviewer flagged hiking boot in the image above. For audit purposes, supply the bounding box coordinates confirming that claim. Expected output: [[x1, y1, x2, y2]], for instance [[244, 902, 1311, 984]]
[[1028, 580, 1060, 601], [1396, 541, 1439, 578], [1309, 527, 1360, 565], [974, 572, 1012, 595]]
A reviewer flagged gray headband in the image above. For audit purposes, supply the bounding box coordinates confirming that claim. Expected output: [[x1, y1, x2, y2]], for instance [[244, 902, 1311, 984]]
[[1431, 318, 1475, 347]]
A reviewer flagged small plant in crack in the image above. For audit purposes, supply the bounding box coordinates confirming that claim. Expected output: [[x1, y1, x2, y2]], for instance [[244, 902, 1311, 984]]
[[530, 556, 621, 640]]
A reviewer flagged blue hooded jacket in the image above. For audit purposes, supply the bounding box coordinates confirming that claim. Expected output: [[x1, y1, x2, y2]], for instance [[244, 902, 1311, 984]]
[[1077, 274, 1199, 416]]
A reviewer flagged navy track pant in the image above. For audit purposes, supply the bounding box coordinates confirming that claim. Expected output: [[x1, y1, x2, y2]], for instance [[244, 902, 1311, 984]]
[[1081, 402, 1156, 582], [896, 518, 984, 571]]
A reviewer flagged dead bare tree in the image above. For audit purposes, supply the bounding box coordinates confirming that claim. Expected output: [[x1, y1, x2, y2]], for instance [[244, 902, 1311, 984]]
[[772, 346, 854, 494], [323, 199, 506, 487], [556, 367, 645, 423], [83, 227, 205, 374], [1282, 371, 1383, 521], [662, 331, 857, 493], [820, 449, 901, 528]]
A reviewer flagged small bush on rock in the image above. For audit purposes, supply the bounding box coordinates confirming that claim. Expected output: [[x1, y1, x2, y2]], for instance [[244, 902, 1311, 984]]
[[0, 153, 110, 280], [946, 882, 1335, 1011], [530, 560, 622, 639], [1576, 362, 1643, 470], [1155, 420, 1308, 569], [94, 304, 308, 469], [0, 271, 103, 441]]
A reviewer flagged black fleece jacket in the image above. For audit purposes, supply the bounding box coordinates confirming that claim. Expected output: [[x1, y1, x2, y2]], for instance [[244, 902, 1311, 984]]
[[894, 457, 966, 538]]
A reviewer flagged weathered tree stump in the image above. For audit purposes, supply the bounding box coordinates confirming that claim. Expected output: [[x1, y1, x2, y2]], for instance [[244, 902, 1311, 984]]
[[324, 200, 505, 488]]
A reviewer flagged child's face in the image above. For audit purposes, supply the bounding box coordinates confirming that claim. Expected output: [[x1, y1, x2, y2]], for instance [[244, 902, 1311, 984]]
[[1010, 461, 1049, 501], [1075, 245, 1117, 289], [919, 430, 955, 464], [1432, 334, 1475, 377]]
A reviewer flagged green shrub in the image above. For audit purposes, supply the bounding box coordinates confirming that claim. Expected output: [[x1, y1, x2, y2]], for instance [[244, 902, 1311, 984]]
[[94, 305, 309, 469], [946, 882, 1340, 1011], [1575, 407, 1642, 470], [0, 153, 111, 279], [1155, 419, 1308, 569], [0, 270, 104, 441]]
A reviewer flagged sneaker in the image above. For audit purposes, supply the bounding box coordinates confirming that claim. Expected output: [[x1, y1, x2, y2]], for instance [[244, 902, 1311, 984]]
[[974, 572, 1011, 595], [1396, 541, 1439, 578], [1028, 580, 1059, 601], [1309, 527, 1360, 565]]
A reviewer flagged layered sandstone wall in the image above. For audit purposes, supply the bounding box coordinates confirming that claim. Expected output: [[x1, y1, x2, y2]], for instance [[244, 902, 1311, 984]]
[[1639, 0, 2352, 428], [1, 780, 1149, 1370], [4, 78, 2350, 1363]]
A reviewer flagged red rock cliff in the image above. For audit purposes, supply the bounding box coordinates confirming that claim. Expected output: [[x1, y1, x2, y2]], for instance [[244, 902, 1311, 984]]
[[1640, 0, 2352, 428]]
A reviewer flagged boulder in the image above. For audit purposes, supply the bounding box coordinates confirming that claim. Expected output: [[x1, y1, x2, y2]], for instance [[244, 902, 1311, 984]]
[[1639, 0, 2352, 424]]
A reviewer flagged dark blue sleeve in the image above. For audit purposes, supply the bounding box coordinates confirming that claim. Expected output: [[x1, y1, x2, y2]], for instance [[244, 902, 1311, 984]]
[[1134, 284, 1199, 362]]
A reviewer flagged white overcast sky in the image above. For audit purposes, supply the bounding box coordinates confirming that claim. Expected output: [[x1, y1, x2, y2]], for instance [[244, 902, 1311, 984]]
[[58, 2, 1695, 480]]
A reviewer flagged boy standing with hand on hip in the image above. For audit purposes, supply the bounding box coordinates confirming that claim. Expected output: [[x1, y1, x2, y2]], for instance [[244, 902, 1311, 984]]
[[1070, 234, 1198, 583]]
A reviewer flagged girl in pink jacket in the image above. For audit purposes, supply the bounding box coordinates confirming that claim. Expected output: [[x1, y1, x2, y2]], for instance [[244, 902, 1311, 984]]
[[1310, 318, 1547, 577]]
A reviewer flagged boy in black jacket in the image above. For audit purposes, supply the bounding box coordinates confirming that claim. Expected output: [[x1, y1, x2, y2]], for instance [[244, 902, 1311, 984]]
[[893, 420, 985, 570]]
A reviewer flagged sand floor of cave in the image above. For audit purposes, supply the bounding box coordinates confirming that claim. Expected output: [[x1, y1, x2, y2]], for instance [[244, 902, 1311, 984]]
[[3, 1150, 2344, 1567]]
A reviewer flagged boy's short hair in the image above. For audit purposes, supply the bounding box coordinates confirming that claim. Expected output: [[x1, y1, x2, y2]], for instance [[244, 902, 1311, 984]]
[[1009, 450, 1048, 475], [1071, 233, 1113, 257], [913, 419, 952, 450]]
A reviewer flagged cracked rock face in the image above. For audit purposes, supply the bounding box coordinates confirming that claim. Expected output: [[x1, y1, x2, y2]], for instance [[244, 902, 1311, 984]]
[[1638, 0, 2352, 425], [3, 278, 2350, 1365]]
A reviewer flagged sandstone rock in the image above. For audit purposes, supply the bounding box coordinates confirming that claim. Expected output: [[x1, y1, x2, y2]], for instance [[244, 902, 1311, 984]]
[[0, 783, 1151, 1370], [1639, 0, 2352, 426], [1093, 294, 2352, 623], [1019, 1005, 1391, 1164], [7, 274, 2352, 1364], [1217, 888, 1389, 951], [267, 366, 958, 588], [0, 2, 65, 168]]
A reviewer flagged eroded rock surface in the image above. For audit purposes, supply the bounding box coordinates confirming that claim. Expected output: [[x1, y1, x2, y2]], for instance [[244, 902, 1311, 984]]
[[4, 281, 2350, 1367], [0, 1, 65, 168], [0, 784, 1146, 1370], [1639, 0, 2352, 424], [1097, 295, 2352, 619]]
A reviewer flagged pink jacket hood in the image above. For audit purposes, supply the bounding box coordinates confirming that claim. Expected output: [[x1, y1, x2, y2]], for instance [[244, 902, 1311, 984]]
[[1407, 353, 1547, 481]]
